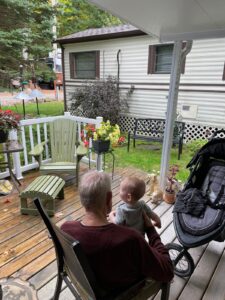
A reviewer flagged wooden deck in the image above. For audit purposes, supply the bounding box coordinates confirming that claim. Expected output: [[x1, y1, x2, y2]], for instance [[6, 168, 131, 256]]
[[0, 166, 225, 300]]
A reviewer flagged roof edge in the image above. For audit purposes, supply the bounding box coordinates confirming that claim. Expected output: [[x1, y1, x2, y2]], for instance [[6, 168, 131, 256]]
[[55, 29, 147, 44]]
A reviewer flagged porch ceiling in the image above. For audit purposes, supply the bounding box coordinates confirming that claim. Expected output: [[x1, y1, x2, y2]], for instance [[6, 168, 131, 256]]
[[89, 0, 225, 42]]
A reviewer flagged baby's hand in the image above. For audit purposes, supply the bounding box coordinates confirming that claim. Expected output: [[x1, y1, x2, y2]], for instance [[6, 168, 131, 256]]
[[152, 214, 161, 229], [143, 211, 153, 228]]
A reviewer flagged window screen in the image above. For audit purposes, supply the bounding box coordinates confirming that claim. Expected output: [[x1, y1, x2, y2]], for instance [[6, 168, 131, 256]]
[[69, 51, 100, 79], [75, 52, 96, 79], [155, 45, 173, 74]]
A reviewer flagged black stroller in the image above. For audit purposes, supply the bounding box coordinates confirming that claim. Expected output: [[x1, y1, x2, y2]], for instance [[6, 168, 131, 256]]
[[167, 130, 225, 277]]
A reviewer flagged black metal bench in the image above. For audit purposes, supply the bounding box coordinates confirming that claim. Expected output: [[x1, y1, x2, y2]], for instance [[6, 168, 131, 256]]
[[127, 118, 185, 160]]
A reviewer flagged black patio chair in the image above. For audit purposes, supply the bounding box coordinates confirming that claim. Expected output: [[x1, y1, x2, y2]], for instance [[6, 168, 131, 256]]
[[34, 198, 170, 300]]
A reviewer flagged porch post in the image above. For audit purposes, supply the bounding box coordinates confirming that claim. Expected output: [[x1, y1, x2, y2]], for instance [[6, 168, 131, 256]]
[[159, 41, 192, 189], [64, 111, 71, 117]]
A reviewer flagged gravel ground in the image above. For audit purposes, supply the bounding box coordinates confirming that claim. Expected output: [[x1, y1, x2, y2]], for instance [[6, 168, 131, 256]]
[[0, 88, 63, 106]]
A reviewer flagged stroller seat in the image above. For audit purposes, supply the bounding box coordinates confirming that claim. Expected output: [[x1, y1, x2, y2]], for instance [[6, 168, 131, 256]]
[[177, 163, 225, 237]]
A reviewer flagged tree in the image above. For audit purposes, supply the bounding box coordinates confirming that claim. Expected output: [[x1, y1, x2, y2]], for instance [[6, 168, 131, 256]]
[[56, 0, 122, 37], [0, 0, 54, 78]]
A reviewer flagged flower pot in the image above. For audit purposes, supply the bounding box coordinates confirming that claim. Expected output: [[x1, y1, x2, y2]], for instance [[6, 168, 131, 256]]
[[0, 130, 9, 143], [163, 191, 176, 204], [92, 140, 110, 154]]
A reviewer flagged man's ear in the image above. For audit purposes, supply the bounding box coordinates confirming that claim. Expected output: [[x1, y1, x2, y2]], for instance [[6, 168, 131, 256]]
[[106, 191, 112, 214]]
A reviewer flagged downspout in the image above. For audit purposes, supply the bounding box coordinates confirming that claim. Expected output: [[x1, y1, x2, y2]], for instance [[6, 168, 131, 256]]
[[102, 50, 105, 79], [60, 44, 67, 112], [117, 49, 121, 91], [160, 40, 192, 190]]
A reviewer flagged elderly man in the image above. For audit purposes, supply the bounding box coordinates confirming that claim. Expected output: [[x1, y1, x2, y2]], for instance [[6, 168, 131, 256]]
[[61, 171, 173, 295]]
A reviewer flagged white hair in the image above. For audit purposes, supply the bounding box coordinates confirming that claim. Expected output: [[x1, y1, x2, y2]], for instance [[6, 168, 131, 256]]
[[79, 171, 111, 210]]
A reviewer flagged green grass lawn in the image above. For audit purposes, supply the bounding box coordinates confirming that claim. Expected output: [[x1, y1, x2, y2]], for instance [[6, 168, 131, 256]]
[[107, 140, 204, 183], [2, 101, 64, 117]]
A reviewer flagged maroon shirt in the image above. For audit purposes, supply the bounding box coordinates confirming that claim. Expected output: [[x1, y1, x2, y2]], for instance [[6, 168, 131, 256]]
[[61, 221, 173, 290]]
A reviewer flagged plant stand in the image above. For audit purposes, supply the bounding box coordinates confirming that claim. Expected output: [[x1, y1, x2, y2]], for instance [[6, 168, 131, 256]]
[[89, 148, 115, 179], [0, 141, 23, 192]]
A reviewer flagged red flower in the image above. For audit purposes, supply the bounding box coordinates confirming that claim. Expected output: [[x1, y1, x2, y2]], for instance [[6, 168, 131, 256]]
[[117, 136, 126, 145], [0, 109, 20, 131], [84, 140, 89, 147], [5, 110, 12, 114]]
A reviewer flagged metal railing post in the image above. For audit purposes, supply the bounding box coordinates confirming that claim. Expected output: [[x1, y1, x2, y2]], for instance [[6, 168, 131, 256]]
[[96, 116, 103, 172]]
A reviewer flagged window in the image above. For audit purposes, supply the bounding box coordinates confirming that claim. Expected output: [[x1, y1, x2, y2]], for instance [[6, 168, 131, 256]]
[[155, 44, 173, 73], [69, 51, 100, 79], [148, 43, 186, 74]]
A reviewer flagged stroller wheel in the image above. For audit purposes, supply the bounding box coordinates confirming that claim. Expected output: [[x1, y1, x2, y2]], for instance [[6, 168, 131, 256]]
[[166, 243, 194, 277]]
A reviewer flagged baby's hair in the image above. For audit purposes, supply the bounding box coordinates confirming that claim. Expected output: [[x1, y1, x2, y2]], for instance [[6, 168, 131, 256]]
[[121, 176, 146, 201]]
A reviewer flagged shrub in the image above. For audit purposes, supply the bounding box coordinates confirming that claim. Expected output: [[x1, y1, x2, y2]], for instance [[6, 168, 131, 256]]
[[70, 76, 134, 124]]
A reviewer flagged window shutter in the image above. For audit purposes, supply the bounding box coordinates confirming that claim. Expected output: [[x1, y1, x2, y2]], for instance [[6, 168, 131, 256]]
[[95, 51, 100, 78], [181, 42, 187, 74], [69, 53, 75, 79], [148, 45, 156, 74]]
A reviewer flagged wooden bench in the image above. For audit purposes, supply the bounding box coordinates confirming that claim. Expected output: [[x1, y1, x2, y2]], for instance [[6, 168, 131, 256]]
[[127, 118, 185, 160], [20, 175, 65, 216]]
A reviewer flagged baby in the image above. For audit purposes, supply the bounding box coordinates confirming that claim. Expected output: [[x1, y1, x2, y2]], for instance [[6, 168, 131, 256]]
[[109, 176, 161, 236]]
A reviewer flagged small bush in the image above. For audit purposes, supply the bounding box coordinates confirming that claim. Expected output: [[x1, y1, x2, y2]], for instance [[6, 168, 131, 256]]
[[70, 76, 134, 124]]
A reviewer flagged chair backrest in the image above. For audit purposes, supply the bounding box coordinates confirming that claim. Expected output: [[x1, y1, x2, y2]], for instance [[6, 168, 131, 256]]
[[34, 198, 169, 300], [34, 198, 98, 300], [50, 119, 77, 163]]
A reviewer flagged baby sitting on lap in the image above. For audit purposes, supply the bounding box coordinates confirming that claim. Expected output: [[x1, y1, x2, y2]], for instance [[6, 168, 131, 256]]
[[109, 176, 161, 235]]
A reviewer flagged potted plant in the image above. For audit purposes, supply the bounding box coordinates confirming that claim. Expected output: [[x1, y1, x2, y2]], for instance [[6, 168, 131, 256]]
[[92, 120, 120, 154], [0, 109, 20, 143], [81, 124, 96, 148], [163, 164, 179, 204]]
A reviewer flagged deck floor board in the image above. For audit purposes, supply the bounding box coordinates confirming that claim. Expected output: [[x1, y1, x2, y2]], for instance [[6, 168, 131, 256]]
[[0, 166, 225, 299]]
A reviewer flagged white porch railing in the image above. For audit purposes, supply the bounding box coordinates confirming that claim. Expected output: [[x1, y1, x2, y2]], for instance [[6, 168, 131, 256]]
[[0, 112, 103, 180]]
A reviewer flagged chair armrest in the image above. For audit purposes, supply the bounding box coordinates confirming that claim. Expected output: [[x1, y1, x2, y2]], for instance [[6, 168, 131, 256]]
[[76, 142, 87, 157], [29, 141, 47, 157]]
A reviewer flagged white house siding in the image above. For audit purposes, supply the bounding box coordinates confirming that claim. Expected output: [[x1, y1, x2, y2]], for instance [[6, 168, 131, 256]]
[[63, 35, 225, 132]]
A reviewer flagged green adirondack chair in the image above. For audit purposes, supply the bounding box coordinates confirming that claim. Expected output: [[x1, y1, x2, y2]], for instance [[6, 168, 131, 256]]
[[29, 118, 87, 186]]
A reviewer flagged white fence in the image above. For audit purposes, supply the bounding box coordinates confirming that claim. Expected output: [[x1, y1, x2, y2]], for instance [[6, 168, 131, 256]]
[[0, 113, 102, 180]]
